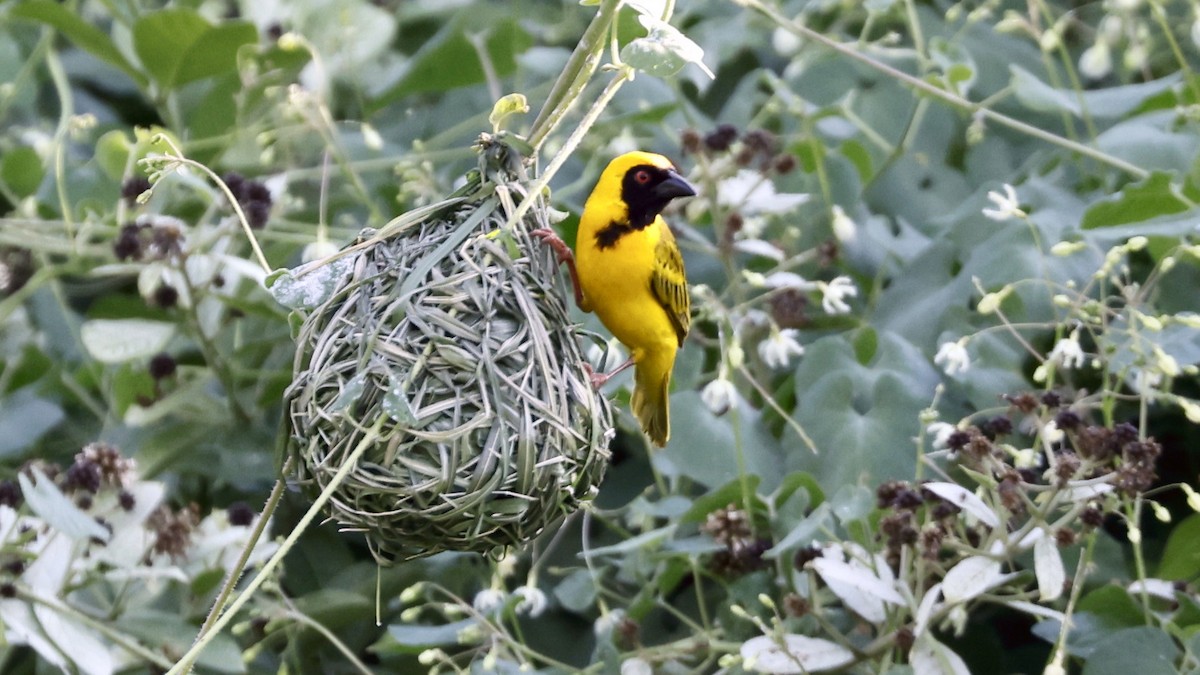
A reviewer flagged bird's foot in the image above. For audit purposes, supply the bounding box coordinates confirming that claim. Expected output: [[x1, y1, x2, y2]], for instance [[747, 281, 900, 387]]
[[584, 363, 611, 389], [530, 228, 575, 265], [531, 228, 587, 309], [584, 357, 634, 389]]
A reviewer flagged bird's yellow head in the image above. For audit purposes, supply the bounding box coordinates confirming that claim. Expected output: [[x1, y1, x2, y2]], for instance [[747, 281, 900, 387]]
[[589, 151, 696, 231]]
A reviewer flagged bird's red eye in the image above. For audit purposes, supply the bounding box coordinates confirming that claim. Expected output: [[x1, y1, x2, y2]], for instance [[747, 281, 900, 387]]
[[634, 169, 652, 184]]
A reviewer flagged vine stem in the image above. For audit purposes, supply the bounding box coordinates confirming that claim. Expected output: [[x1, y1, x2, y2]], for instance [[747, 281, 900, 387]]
[[502, 66, 633, 233], [137, 136, 273, 274], [192, 457, 291, 642], [528, 0, 621, 151], [737, 0, 1150, 180], [168, 417, 387, 675]]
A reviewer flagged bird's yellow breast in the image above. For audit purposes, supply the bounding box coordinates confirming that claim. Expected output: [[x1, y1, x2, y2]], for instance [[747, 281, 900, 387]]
[[576, 215, 678, 360]]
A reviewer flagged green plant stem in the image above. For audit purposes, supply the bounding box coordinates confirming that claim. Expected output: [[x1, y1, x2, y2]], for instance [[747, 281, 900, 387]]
[[1048, 533, 1097, 668], [194, 457, 291, 642], [503, 67, 633, 233], [736, 364, 817, 453], [139, 137, 272, 274], [44, 42, 76, 248], [174, 262, 252, 424], [1149, 0, 1200, 104], [739, 0, 1150, 180], [528, 0, 621, 151], [168, 416, 388, 675], [283, 606, 375, 675]]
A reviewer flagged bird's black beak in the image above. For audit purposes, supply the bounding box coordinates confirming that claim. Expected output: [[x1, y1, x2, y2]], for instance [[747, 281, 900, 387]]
[[654, 170, 697, 200]]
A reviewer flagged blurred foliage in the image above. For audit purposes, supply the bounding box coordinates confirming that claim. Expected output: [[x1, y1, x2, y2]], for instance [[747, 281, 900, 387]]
[[2, 0, 1200, 672]]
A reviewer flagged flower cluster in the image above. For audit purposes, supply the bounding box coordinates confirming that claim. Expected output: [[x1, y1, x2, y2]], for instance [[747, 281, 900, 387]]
[[112, 215, 187, 262], [222, 172, 274, 229], [0, 246, 33, 295], [701, 503, 772, 577]]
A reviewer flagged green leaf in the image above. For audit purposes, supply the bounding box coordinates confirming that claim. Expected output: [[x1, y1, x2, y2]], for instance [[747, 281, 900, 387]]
[[789, 331, 939, 487], [374, 17, 531, 106], [1158, 513, 1200, 580], [929, 37, 976, 96], [1082, 173, 1190, 230], [658, 390, 786, 491], [772, 471, 825, 510], [767, 502, 833, 558], [19, 469, 110, 543], [10, 0, 147, 87], [582, 524, 677, 558], [1030, 615, 1105, 656], [120, 611, 245, 674], [621, 15, 713, 79], [94, 130, 134, 182], [553, 569, 597, 613], [132, 9, 257, 90], [1095, 122, 1200, 175], [1081, 627, 1180, 675], [488, 93, 529, 132], [852, 326, 878, 364], [0, 388, 64, 458], [0, 146, 44, 198], [80, 318, 176, 364], [1011, 65, 1181, 119], [680, 475, 763, 524], [1076, 585, 1144, 627], [267, 258, 351, 309]]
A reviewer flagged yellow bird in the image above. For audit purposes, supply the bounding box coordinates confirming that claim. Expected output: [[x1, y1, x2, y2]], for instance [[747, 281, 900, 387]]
[[535, 151, 695, 446]]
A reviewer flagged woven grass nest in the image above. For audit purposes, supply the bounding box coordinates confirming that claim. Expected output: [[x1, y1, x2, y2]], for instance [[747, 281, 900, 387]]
[[286, 136, 614, 563]]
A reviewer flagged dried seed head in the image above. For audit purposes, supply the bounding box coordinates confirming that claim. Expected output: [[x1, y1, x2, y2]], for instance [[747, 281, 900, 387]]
[[1004, 392, 1040, 414], [704, 124, 739, 152]]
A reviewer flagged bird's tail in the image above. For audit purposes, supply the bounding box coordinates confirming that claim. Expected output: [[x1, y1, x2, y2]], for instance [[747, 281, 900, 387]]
[[631, 351, 674, 447]]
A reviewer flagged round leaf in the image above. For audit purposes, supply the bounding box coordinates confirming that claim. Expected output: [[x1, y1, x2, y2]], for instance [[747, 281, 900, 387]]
[[80, 319, 176, 364]]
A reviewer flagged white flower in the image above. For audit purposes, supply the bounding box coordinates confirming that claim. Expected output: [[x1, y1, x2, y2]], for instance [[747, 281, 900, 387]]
[[819, 276, 857, 315], [934, 339, 971, 376], [831, 205, 857, 243], [927, 422, 958, 450], [1048, 331, 1085, 369], [621, 658, 653, 675], [772, 26, 802, 55], [701, 377, 736, 416], [982, 183, 1025, 221], [472, 588, 506, 614], [1080, 41, 1112, 79], [762, 271, 818, 291], [717, 170, 810, 215], [1123, 42, 1147, 71], [513, 586, 548, 617], [1011, 446, 1038, 469], [1042, 420, 1064, 444], [758, 329, 805, 369], [302, 240, 340, 263], [594, 609, 626, 638]]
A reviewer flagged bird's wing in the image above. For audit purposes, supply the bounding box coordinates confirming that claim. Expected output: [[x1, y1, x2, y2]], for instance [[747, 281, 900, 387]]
[[651, 222, 691, 347]]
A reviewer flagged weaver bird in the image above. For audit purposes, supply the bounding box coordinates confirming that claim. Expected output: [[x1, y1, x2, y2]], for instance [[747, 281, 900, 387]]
[[535, 151, 695, 446]]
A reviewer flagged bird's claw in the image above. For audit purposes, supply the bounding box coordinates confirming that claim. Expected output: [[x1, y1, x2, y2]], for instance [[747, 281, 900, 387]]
[[530, 228, 574, 265], [583, 363, 611, 389]]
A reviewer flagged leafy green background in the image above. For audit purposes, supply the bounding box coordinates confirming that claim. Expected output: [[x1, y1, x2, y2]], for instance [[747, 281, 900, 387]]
[[2, 0, 1200, 672]]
